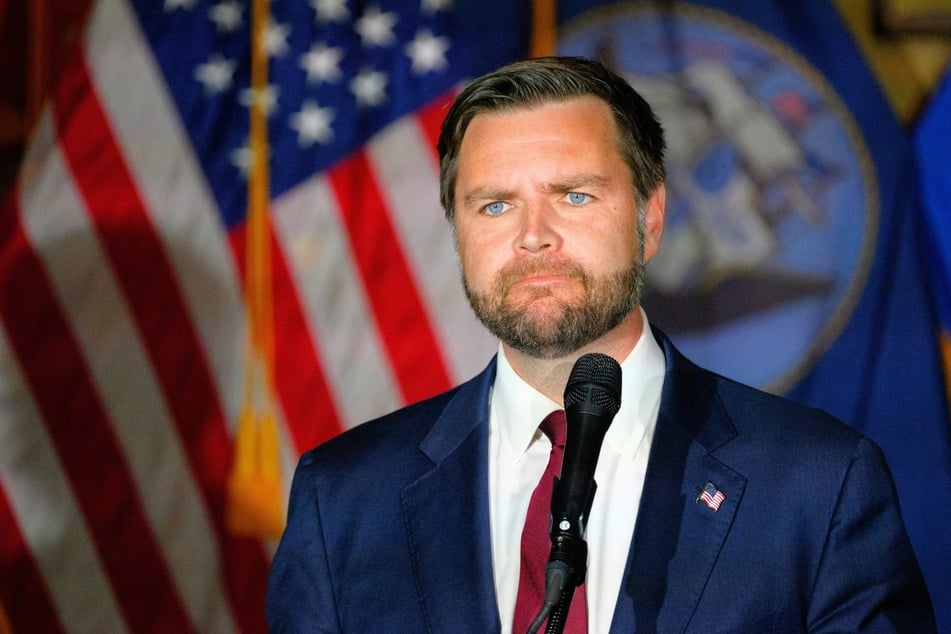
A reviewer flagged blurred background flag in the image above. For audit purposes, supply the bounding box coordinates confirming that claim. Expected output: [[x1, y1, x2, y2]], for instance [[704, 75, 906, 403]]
[[554, 0, 951, 627], [2, 0, 950, 632], [0, 0, 528, 630], [915, 66, 951, 410]]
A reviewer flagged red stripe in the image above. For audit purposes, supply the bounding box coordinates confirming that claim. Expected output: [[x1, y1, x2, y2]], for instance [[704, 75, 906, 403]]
[[0, 187, 191, 631], [415, 90, 457, 168], [329, 152, 452, 404], [0, 478, 65, 633], [53, 56, 268, 631], [229, 224, 344, 452]]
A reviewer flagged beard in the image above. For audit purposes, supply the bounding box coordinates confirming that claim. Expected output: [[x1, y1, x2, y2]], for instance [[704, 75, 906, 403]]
[[464, 254, 645, 360]]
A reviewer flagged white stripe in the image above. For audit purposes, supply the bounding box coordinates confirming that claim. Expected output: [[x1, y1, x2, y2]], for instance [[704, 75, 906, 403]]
[[85, 0, 247, 430], [273, 175, 402, 429], [86, 0, 300, 526], [367, 116, 496, 383], [18, 110, 237, 634], [0, 323, 127, 633]]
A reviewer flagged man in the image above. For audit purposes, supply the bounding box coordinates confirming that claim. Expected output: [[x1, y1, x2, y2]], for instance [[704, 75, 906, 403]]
[[266, 57, 935, 632]]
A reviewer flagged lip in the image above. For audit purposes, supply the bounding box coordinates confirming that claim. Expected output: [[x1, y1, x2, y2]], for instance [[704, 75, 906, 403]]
[[509, 272, 577, 290], [519, 273, 570, 284]]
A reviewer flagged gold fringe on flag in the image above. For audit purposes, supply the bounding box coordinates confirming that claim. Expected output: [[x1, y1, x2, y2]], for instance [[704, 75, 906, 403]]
[[530, 0, 556, 58], [226, 0, 285, 538]]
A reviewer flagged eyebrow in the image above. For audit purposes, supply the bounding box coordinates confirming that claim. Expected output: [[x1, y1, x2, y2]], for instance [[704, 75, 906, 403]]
[[540, 174, 611, 194], [461, 187, 512, 209], [460, 174, 611, 208]]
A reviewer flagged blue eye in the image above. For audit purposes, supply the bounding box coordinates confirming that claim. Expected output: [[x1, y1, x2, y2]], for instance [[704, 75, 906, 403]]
[[566, 192, 591, 205], [484, 201, 508, 216]]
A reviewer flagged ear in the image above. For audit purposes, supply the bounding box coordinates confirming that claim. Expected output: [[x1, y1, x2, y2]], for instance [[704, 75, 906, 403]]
[[642, 183, 666, 263]]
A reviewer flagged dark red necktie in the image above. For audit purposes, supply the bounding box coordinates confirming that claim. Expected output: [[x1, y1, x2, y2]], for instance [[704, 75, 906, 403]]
[[513, 410, 587, 633]]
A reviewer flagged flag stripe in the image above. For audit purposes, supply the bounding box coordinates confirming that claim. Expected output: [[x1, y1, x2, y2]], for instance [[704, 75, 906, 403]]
[[229, 223, 344, 451], [81, 4, 270, 625], [0, 194, 192, 632], [329, 152, 453, 403], [415, 91, 456, 166], [0, 490, 65, 634], [51, 52, 267, 632], [273, 176, 403, 429], [269, 235, 343, 450], [368, 112, 496, 383], [85, 0, 248, 429], [0, 415, 66, 634], [17, 114, 239, 631], [0, 316, 124, 634], [0, 0, 532, 629]]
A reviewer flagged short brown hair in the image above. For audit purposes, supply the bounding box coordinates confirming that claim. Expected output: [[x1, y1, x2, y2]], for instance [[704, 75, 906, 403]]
[[437, 56, 666, 221]]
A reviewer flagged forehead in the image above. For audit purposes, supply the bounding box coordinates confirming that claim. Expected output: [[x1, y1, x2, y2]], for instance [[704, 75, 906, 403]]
[[456, 97, 624, 181], [463, 96, 616, 145]]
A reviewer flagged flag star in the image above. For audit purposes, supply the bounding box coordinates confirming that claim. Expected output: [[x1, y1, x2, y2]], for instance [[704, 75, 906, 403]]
[[240, 85, 281, 116], [311, 0, 349, 23], [355, 6, 398, 47], [350, 68, 388, 106], [194, 54, 236, 94], [289, 101, 336, 146], [300, 43, 344, 84], [266, 21, 292, 57], [405, 29, 450, 74], [164, 0, 197, 10], [209, 0, 243, 32], [421, 0, 452, 13], [230, 140, 273, 176], [230, 145, 252, 175]]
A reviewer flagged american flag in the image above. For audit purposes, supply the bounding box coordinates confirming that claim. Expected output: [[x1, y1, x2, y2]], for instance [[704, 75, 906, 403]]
[[697, 482, 726, 512], [0, 0, 529, 630]]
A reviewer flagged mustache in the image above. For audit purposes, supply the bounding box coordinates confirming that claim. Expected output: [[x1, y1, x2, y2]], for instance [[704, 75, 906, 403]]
[[495, 257, 587, 290]]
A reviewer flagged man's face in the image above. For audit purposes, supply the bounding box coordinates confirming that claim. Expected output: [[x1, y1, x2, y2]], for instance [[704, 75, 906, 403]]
[[453, 97, 665, 359]]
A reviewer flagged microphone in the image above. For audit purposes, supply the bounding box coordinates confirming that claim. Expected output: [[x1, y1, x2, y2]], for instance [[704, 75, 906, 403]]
[[530, 353, 622, 632]]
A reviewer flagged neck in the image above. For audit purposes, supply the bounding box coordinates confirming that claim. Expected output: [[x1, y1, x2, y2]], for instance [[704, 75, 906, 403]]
[[502, 308, 645, 404]]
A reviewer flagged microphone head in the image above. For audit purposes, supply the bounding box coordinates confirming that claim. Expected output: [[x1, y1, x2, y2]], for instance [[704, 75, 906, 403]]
[[563, 353, 621, 416]]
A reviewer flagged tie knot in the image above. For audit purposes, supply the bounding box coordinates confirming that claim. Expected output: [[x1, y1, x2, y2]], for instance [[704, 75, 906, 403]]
[[540, 409, 567, 449]]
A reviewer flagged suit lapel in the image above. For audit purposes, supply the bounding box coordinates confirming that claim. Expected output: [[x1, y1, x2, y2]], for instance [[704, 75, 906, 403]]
[[401, 360, 501, 634], [611, 331, 747, 634]]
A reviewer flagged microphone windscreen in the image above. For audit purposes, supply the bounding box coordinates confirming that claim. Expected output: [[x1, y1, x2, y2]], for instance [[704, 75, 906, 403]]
[[564, 353, 621, 415]]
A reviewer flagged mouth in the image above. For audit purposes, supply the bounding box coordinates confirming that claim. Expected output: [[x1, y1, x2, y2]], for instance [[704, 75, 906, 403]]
[[501, 263, 586, 302], [515, 271, 574, 286]]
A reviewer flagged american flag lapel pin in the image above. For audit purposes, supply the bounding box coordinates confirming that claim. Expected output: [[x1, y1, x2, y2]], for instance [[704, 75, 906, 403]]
[[697, 481, 726, 512]]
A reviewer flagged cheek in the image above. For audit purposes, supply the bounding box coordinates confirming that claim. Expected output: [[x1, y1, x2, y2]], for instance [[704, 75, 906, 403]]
[[456, 226, 502, 278], [609, 213, 642, 262], [456, 236, 492, 287], [577, 223, 637, 270]]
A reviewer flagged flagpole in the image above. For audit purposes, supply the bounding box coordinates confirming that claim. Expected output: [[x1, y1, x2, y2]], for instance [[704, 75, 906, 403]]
[[228, 0, 285, 538], [530, 0, 556, 58]]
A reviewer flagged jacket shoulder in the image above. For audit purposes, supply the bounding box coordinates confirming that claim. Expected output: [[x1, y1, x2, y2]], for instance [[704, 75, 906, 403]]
[[301, 359, 495, 477]]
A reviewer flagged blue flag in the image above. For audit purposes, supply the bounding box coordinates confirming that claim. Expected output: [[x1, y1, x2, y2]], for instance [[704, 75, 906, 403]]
[[915, 67, 951, 405], [557, 1, 951, 628]]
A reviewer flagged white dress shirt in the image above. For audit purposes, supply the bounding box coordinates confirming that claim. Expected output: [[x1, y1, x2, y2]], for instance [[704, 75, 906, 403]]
[[488, 310, 666, 633]]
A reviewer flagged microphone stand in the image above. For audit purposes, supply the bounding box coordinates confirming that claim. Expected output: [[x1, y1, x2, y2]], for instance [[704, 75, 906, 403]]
[[524, 532, 588, 634], [543, 570, 580, 634], [529, 352, 620, 634], [529, 521, 588, 634]]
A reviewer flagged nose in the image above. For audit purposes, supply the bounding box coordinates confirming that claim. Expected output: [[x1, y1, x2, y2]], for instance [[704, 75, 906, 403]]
[[516, 201, 561, 254]]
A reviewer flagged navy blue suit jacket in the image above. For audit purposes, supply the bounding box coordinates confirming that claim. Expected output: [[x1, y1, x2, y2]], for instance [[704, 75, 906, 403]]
[[266, 329, 935, 632]]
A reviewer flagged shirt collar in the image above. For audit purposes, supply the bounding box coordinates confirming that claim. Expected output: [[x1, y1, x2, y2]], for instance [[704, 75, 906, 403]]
[[491, 308, 666, 462]]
